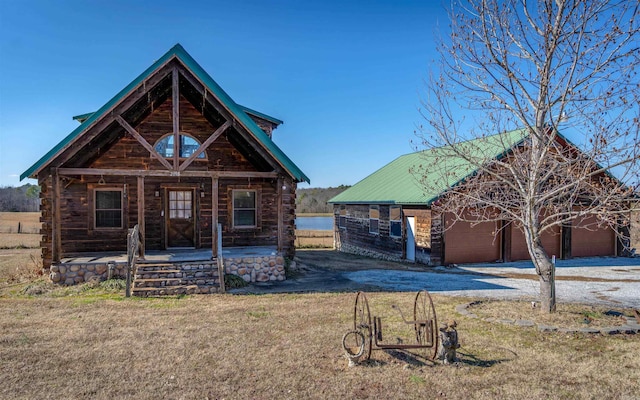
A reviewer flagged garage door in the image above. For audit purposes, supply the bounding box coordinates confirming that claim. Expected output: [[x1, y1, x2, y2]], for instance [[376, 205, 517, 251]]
[[572, 215, 615, 257], [510, 223, 561, 261], [444, 216, 500, 264]]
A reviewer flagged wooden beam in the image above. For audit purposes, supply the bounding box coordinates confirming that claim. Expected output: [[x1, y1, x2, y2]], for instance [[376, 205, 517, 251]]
[[172, 67, 180, 170], [115, 116, 174, 171], [179, 120, 231, 172], [58, 167, 278, 179], [175, 63, 288, 176], [277, 176, 283, 252], [176, 64, 235, 122], [53, 170, 62, 263], [137, 176, 145, 258], [212, 176, 219, 256], [49, 63, 174, 171]]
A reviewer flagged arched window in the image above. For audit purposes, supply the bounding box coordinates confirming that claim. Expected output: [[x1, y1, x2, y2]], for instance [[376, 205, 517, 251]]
[[154, 133, 206, 159]]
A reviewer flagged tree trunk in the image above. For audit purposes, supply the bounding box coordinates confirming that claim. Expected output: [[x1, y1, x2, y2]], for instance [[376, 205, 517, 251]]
[[524, 221, 557, 313], [529, 244, 556, 313]]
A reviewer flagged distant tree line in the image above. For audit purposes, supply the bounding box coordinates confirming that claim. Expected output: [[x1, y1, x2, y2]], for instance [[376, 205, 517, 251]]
[[0, 184, 40, 212], [296, 186, 350, 214]]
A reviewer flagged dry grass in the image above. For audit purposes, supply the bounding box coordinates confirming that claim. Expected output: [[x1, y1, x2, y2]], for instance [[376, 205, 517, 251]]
[[471, 300, 633, 329], [0, 212, 40, 234], [0, 249, 42, 285], [1, 290, 638, 399], [1, 252, 639, 399], [0, 233, 41, 249], [296, 229, 333, 248]]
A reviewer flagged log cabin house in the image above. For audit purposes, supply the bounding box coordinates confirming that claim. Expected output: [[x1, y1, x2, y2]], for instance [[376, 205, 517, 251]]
[[21, 44, 309, 295], [329, 130, 627, 265]]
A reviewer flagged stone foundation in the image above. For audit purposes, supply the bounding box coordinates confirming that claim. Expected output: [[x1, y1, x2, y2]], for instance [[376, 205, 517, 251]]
[[337, 242, 431, 265], [224, 254, 286, 282], [337, 242, 404, 262], [49, 262, 127, 285]]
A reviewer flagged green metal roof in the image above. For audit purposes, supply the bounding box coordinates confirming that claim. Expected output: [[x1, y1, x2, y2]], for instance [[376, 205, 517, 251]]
[[21, 44, 309, 183], [328, 130, 527, 206], [71, 112, 94, 123], [238, 105, 283, 126]]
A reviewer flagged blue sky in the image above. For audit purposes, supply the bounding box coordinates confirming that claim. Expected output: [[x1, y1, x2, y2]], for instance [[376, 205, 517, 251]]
[[0, 0, 448, 188]]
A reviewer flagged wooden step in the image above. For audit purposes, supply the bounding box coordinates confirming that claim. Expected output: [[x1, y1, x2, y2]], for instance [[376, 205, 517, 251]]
[[136, 269, 183, 274], [132, 285, 199, 297], [134, 277, 183, 283]]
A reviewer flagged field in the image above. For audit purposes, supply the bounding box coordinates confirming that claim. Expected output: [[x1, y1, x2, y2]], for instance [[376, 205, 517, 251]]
[[1, 247, 639, 398], [295, 229, 333, 248]]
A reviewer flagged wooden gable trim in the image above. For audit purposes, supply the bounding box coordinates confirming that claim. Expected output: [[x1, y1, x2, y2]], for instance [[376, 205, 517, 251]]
[[175, 64, 286, 175], [178, 120, 232, 172], [115, 116, 174, 171], [172, 67, 180, 169], [42, 63, 175, 173]]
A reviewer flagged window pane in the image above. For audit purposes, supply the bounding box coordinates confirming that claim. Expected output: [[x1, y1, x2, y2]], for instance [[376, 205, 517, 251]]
[[180, 135, 204, 158], [369, 206, 379, 219], [234, 191, 256, 208], [390, 221, 402, 237], [390, 206, 401, 221], [96, 191, 121, 209], [339, 216, 346, 228], [370, 219, 379, 234], [155, 136, 174, 158], [234, 210, 256, 226], [96, 210, 121, 228]]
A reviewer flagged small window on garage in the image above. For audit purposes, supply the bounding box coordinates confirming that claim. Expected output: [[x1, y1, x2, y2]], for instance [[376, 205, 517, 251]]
[[339, 205, 347, 229], [369, 205, 380, 234], [390, 206, 402, 237], [95, 189, 123, 229]]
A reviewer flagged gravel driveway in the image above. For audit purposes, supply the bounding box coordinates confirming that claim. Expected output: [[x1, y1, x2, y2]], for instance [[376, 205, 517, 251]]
[[231, 250, 640, 308]]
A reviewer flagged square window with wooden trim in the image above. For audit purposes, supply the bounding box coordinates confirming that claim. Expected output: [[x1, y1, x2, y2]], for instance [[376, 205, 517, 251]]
[[390, 205, 402, 237], [339, 205, 347, 229], [95, 189, 122, 229], [369, 205, 380, 234], [233, 190, 257, 228]]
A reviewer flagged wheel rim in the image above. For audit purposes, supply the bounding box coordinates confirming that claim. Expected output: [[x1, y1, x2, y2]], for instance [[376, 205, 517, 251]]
[[353, 291, 372, 360], [414, 290, 438, 360]]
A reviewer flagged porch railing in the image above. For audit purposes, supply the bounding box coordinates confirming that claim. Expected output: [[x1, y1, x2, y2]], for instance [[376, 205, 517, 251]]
[[125, 224, 140, 297]]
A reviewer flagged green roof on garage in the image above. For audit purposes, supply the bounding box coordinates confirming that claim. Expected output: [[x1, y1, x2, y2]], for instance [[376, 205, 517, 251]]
[[328, 130, 527, 206]]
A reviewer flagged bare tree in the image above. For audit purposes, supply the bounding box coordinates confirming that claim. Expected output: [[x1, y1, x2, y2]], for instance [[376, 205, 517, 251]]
[[417, 0, 639, 312]]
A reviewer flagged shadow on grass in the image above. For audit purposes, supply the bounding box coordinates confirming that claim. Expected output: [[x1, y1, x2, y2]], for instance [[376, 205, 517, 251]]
[[456, 347, 518, 368]]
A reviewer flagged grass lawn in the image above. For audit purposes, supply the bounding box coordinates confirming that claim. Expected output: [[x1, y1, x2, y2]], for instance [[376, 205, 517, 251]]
[[1, 285, 639, 399], [0, 221, 639, 399]]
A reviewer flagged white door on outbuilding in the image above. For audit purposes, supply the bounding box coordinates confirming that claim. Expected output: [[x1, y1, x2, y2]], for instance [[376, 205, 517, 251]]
[[406, 216, 416, 262]]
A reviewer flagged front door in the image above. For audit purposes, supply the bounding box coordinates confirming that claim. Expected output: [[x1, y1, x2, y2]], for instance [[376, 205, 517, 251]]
[[166, 189, 195, 248]]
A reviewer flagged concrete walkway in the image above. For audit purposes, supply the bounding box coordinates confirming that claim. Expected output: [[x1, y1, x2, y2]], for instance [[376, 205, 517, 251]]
[[231, 251, 640, 309]]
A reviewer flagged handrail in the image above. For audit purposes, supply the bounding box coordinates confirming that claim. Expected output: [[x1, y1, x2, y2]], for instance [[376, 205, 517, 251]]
[[216, 223, 225, 293], [125, 224, 140, 297]]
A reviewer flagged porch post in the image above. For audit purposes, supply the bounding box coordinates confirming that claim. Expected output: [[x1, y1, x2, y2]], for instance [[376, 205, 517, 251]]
[[52, 169, 62, 263], [137, 176, 145, 258], [277, 176, 283, 252], [212, 176, 219, 257]]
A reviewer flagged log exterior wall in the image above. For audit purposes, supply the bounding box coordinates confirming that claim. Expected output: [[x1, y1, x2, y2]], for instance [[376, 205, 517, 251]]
[[37, 94, 297, 268], [333, 204, 431, 263]]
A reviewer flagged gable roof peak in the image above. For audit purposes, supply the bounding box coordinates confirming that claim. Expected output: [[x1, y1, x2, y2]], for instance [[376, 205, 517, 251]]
[[21, 44, 309, 183]]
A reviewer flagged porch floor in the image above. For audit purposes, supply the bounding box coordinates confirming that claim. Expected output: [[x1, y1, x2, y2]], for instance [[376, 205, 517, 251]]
[[59, 246, 279, 264]]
